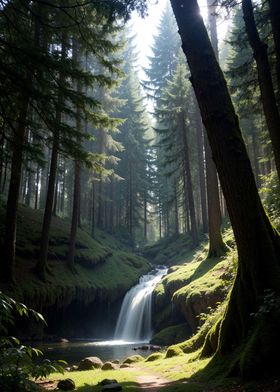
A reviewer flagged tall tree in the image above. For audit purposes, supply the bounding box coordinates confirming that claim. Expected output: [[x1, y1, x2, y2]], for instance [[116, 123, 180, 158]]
[[170, 0, 280, 378], [242, 0, 280, 180]]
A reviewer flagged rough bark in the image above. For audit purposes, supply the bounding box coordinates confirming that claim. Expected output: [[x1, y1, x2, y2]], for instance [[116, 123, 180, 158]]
[[170, 0, 280, 378], [242, 0, 280, 180]]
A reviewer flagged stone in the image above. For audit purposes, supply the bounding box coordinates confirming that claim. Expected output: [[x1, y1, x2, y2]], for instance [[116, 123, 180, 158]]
[[78, 356, 103, 371], [150, 345, 161, 351], [120, 363, 131, 368], [60, 338, 69, 343], [99, 379, 118, 386], [102, 362, 118, 370], [102, 383, 122, 391], [70, 365, 78, 371], [122, 355, 144, 364], [112, 359, 120, 364], [57, 378, 75, 391]]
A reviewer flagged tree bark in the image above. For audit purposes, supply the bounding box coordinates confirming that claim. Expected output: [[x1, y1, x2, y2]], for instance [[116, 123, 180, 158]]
[[170, 0, 280, 378], [242, 0, 280, 180]]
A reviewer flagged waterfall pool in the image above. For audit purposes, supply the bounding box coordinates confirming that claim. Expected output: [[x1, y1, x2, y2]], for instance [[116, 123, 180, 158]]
[[38, 340, 159, 365]]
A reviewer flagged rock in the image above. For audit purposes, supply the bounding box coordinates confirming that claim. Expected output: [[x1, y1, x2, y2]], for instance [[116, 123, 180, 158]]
[[102, 362, 118, 370], [165, 346, 183, 358], [65, 367, 71, 372], [139, 345, 149, 350], [57, 378, 75, 391], [102, 383, 122, 391], [99, 379, 118, 386], [112, 359, 120, 364], [60, 338, 69, 343], [120, 363, 131, 368], [122, 355, 144, 364], [70, 365, 78, 371], [78, 356, 103, 371]]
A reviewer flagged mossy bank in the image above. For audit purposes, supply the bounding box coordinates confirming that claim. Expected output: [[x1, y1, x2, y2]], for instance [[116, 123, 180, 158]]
[[0, 203, 151, 339]]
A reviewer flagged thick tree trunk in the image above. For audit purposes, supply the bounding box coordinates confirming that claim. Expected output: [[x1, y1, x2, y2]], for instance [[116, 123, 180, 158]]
[[174, 179, 179, 237], [242, 0, 280, 180], [170, 0, 280, 378], [34, 165, 40, 209]]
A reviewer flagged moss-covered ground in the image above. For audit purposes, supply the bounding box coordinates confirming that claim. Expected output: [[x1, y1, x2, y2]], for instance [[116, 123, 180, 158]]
[[0, 203, 150, 309]]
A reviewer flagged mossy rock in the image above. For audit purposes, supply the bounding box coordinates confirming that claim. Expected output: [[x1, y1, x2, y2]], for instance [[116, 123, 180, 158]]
[[78, 356, 103, 371], [102, 362, 118, 370], [122, 355, 144, 364], [165, 345, 184, 358], [145, 352, 164, 362]]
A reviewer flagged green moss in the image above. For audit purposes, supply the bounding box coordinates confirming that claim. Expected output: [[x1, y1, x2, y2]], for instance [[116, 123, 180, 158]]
[[144, 352, 164, 362], [0, 203, 150, 309], [165, 346, 184, 358], [150, 324, 191, 346], [122, 355, 144, 364]]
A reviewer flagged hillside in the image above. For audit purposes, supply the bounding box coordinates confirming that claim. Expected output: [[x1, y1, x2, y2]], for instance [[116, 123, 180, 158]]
[[0, 203, 151, 339]]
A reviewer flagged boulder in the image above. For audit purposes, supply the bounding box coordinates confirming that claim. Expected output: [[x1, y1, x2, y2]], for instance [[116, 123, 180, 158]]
[[149, 345, 161, 351], [120, 363, 131, 368], [57, 378, 75, 391], [70, 365, 78, 371], [99, 379, 118, 386], [102, 362, 118, 370], [122, 355, 144, 364], [102, 383, 122, 391], [112, 359, 120, 364], [78, 356, 103, 371]]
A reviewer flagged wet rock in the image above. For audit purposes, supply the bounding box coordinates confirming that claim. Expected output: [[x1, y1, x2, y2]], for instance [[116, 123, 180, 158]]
[[78, 356, 103, 371], [149, 345, 161, 351], [60, 338, 69, 343], [102, 383, 122, 391], [57, 378, 75, 390], [102, 362, 118, 370]]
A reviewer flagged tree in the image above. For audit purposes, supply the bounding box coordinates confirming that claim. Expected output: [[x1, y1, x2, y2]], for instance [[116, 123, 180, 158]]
[[241, 0, 280, 180], [170, 0, 280, 378]]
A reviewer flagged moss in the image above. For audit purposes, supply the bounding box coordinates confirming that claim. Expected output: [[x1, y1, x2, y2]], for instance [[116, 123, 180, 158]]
[[150, 324, 191, 346], [122, 355, 144, 364], [144, 352, 164, 362], [0, 203, 150, 311], [165, 346, 184, 358]]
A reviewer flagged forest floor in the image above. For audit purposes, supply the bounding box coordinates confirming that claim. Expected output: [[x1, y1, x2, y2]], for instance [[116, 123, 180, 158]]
[[43, 359, 280, 392]]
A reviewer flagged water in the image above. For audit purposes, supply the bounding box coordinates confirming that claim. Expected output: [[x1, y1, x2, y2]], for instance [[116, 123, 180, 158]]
[[38, 340, 156, 365], [114, 266, 168, 342]]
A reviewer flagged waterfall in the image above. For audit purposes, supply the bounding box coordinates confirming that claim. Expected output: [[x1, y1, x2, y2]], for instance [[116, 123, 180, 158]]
[[114, 267, 167, 342]]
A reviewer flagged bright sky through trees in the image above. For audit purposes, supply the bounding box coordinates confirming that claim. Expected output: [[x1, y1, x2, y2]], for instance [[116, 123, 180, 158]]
[[131, 0, 231, 74]]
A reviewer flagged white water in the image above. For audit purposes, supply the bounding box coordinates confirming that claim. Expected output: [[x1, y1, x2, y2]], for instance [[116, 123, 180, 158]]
[[114, 267, 168, 342]]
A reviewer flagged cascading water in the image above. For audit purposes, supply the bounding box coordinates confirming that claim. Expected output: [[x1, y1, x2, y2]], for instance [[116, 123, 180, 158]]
[[114, 267, 167, 342]]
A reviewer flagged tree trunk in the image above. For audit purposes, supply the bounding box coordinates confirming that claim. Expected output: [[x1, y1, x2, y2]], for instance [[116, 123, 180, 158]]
[[180, 111, 198, 247], [68, 160, 81, 270], [268, 0, 280, 101], [195, 103, 208, 233], [34, 165, 40, 209], [205, 0, 226, 257], [36, 134, 59, 281], [170, 0, 280, 378], [1, 100, 29, 282], [242, 0, 280, 180], [174, 179, 179, 237]]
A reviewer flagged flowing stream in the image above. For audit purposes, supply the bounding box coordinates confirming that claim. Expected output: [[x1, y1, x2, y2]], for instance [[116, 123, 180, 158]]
[[114, 266, 167, 342]]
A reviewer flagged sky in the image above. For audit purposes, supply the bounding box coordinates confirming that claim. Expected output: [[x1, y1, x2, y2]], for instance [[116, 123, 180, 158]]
[[131, 0, 231, 76]]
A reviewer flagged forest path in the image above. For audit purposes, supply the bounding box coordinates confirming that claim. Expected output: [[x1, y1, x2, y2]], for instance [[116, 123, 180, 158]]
[[136, 373, 171, 392]]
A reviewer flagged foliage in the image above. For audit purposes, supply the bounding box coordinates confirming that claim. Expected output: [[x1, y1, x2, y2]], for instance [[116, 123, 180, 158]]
[[260, 171, 280, 228], [0, 292, 65, 392]]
